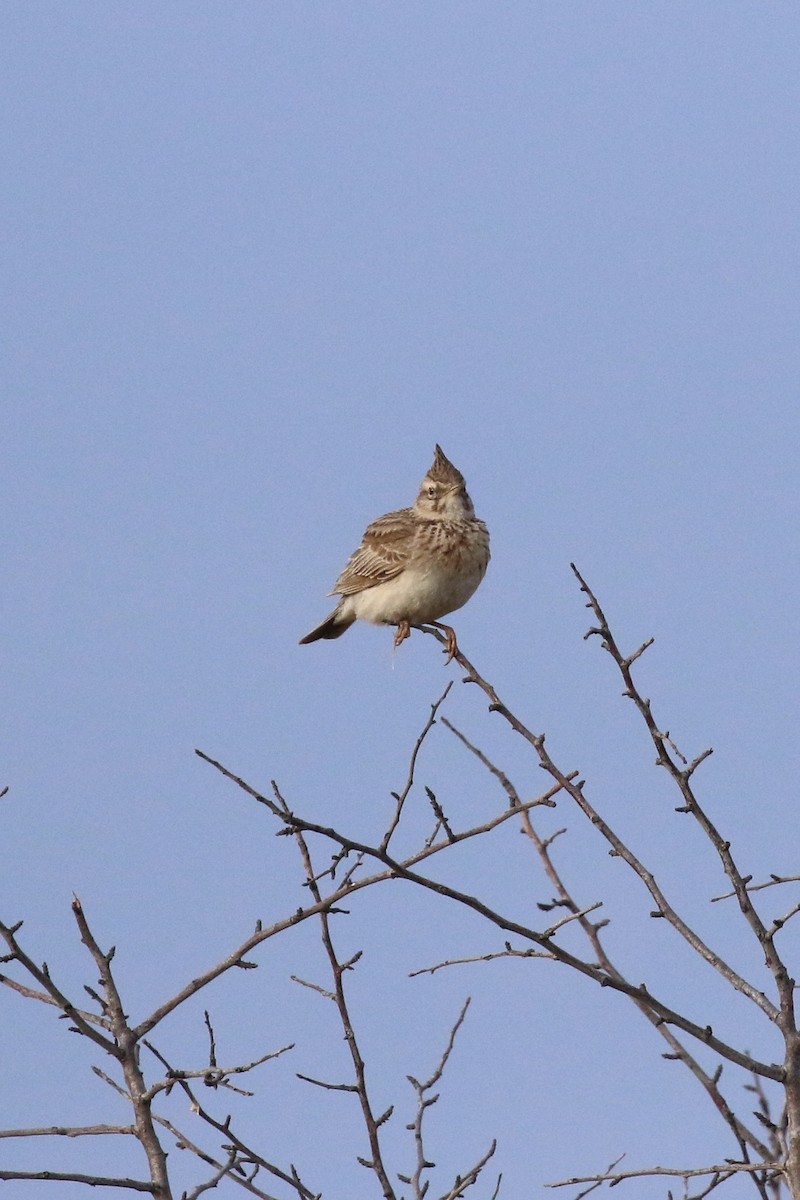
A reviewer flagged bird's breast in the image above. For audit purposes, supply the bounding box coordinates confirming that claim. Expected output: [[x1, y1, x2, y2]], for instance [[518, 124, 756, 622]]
[[349, 518, 489, 625]]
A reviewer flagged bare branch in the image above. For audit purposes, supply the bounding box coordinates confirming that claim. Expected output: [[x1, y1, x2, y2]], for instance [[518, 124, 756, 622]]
[[567, 565, 800, 1192], [239, 793, 782, 1080], [566, 1153, 626, 1200], [769, 903, 800, 937], [0, 1124, 135, 1139], [417, 625, 781, 1025], [444, 626, 777, 1019], [0, 971, 111, 1028], [440, 717, 523, 809], [71, 897, 171, 1199], [382, 681, 454, 851], [132, 883, 367, 1039], [152, 1109, 285, 1200], [145, 1040, 319, 1200], [435, 1140, 498, 1200], [182, 1152, 241, 1200], [569, 564, 792, 1011], [0, 1169, 155, 1191], [296, 1072, 358, 1093], [288, 821, 398, 1199], [546, 1160, 778, 1188], [0, 917, 118, 1053], [7, 566, 788, 1200], [424, 785, 456, 844], [441, 668, 776, 1163], [541, 903, 605, 939], [143, 1043, 294, 1102], [404, 999, 489, 1200], [713, 876, 800, 903], [411, 946, 556, 977], [291, 974, 336, 1001]]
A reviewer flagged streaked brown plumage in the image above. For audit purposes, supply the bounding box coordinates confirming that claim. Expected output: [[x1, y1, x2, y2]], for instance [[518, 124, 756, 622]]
[[300, 445, 489, 660]]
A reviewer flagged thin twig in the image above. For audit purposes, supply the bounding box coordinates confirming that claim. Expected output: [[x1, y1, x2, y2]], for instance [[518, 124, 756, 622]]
[[0, 971, 111, 1027], [547, 1160, 777, 1187], [435, 1140, 498, 1200], [441, 717, 522, 808], [71, 898, 172, 1199], [0, 1124, 135, 1138], [182, 1152, 241, 1200], [404, 999, 471, 1198], [442, 683, 774, 1164], [243, 781, 781, 1081], [0, 918, 118, 1053], [145, 1040, 319, 1200], [152, 1110, 282, 1200], [411, 946, 556, 977], [570, 565, 789, 1011], [712, 876, 800, 903], [143, 1043, 294, 1101], [0, 1170, 155, 1191], [382, 682, 453, 851], [287, 818, 398, 1198]]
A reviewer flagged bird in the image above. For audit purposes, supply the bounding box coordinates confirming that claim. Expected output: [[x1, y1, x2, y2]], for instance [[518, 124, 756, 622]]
[[299, 445, 490, 661]]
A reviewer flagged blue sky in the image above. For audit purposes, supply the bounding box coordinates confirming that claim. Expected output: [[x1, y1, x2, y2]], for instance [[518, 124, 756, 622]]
[[3, 4, 799, 1197]]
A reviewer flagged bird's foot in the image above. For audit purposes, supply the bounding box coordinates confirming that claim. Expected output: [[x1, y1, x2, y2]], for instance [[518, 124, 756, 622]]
[[393, 620, 412, 650], [431, 621, 458, 663]]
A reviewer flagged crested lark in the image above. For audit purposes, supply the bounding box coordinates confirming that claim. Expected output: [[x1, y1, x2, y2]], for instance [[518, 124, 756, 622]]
[[300, 445, 490, 661]]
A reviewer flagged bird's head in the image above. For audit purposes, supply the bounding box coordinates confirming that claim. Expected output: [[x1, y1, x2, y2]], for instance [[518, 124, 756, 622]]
[[414, 445, 476, 519]]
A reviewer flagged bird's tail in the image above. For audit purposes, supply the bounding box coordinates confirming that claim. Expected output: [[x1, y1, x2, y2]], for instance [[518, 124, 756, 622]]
[[299, 602, 355, 644]]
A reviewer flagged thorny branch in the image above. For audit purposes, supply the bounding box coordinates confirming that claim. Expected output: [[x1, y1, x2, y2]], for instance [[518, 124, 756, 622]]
[[423, 567, 797, 1196], [437, 719, 775, 1167], [286, 809, 398, 1199], [1, 901, 316, 1198], [547, 1160, 780, 1189], [0, 916, 117, 1052], [398, 997, 498, 1200], [142, 1040, 319, 1200], [198, 566, 795, 1193], [428, 619, 778, 1022], [569, 565, 786, 984], [3, 566, 796, 1197], [712, 877, 800, 904], [0, 1124, 136, 1139], [0, 1169, 156, 1191], [71, 897, 172, 1198], [382, 681, 454, 851], [204, 770, 779, 1084], [285, 719, 500, 1200]]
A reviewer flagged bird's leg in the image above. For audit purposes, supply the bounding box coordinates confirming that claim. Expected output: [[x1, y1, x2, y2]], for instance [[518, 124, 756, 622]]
[[430, 621, 458, 662], [393, 620, 412, 649]]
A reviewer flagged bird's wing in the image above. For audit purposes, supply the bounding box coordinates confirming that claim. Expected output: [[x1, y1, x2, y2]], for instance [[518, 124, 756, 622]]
[[332, 507, 416, 595]]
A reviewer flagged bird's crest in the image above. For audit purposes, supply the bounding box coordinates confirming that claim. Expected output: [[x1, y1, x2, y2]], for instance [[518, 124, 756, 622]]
[[427, 444, 465, 487]]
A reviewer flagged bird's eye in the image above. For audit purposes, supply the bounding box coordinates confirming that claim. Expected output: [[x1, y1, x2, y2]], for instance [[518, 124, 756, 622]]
[[427, 485, 437, 498]]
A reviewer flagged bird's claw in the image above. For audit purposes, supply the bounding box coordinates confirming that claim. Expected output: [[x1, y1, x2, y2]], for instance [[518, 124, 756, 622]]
[[393, 620, 458, 663], [393, 620, 412, 649], [429, 621, 458, 663]]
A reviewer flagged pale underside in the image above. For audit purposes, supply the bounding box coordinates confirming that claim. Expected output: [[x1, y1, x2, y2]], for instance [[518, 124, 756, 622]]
[[331, 505, 489, 626]]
